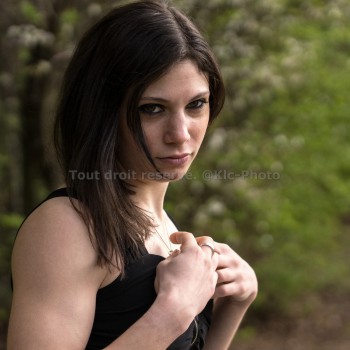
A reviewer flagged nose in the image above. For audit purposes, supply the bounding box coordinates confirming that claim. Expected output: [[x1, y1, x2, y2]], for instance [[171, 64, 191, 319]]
[[164, 111, 190, 144]]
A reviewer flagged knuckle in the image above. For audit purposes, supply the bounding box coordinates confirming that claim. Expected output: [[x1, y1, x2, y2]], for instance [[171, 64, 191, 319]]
[[222, 243, 232, 252], [216, 269, 223, 281], [219, 284, 229, 296], [187, 245, 199, 255], [236, 284, 245, 295]]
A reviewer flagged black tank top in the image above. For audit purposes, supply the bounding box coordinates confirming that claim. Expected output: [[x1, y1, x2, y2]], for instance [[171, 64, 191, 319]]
[[41, 188, 213, 349]]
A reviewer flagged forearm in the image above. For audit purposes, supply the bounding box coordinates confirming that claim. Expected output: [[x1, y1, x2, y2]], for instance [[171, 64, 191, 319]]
[[104, 296, 192, 350], [204, 297, 253, 350]]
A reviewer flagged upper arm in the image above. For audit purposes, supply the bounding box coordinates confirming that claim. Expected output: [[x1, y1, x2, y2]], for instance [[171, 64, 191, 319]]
[[7, 197, 105, 350]]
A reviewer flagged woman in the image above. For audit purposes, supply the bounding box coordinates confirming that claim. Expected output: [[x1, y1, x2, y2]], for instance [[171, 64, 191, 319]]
[[7, 1, 257, 349]]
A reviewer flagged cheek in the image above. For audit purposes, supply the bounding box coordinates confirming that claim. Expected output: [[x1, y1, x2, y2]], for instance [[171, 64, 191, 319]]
[[192, 118, 209, 141], [141, 123, 159, 150]]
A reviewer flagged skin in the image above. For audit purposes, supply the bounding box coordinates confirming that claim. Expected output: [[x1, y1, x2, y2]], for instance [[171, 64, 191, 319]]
[[7, 60, 257, 349]]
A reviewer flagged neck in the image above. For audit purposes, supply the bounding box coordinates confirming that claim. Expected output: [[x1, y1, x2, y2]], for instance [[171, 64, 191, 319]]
[[130, 180, 169, 220]]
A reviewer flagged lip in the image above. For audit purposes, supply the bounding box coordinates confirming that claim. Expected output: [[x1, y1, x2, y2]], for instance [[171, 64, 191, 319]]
[[157, 153, 191, 166]]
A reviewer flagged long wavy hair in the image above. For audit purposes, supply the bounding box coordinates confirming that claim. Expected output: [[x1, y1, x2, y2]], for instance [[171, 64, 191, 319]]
[[54, 0, 225, 275]]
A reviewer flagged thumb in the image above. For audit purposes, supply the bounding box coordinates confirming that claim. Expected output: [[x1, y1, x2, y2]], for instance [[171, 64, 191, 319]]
[[169, 231, 197, 248]]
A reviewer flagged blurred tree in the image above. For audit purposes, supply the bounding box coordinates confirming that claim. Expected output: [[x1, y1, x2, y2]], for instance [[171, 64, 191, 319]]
[[0, 0, 110, 342], [0, 0, 107, 213]]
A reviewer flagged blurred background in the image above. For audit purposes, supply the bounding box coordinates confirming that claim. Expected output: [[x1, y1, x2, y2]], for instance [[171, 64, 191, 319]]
[[1, 0, 350, 349]]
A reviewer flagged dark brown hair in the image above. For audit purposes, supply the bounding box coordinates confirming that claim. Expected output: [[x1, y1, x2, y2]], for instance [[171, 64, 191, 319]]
[[54, 0, 225, 275]]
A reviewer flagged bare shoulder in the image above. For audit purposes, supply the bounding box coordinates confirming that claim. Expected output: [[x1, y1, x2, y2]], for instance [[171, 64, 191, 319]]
[[12, 195, 105, 291], [8, 195, 107, 349]]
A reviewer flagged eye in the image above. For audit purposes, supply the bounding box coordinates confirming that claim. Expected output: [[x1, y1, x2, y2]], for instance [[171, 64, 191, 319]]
[[186, 98, 208, 110], [138, 104, 164, 115]]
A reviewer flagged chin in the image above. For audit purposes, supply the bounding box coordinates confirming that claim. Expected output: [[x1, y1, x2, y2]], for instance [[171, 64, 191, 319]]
[[145, 170, 184, 182], [166, 170, 190, 182]]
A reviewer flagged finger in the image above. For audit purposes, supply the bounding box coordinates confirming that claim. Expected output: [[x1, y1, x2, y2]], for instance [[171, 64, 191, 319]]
[[170, 232, 218, 268], [212, 281, 240, 299], [213, 281, 253, 301], [216, 253, 238, 269], [200, 243, 216, 258], [195, 236, 217, 255], [216, 267, 237, 284], [169, 231, 197, 247], [195, 235, 214, 245], [196, 236, 221, 255], [210, 242, 239, 257]]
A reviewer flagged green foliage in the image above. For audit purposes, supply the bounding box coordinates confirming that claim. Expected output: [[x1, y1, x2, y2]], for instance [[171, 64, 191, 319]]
[[20, 1, 44, 25], [0, 214, 24, 230], [61, 8, 80, 25], [167, 0, 350, 321]]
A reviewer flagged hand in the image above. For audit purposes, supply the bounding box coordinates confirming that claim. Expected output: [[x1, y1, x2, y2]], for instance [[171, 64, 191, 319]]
[[196, 237, 258, 304], [154, 232, 219, 319]]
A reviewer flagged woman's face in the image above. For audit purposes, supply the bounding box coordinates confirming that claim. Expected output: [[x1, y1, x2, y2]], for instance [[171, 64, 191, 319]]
[[119, 59, 210, 182]]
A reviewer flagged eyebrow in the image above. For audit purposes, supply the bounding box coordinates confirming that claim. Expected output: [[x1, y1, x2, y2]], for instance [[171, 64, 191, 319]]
[[139, 91, 210, 103]]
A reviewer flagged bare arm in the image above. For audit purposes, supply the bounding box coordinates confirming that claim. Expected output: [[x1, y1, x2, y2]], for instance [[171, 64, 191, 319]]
[[204, 296, 255, 350], [7, 197, 103, 349], [196, 238, 258, 350], [8, 199, 218, 350]]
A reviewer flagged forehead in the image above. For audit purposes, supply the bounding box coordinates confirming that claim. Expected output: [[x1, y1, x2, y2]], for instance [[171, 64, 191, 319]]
[[141, 60, 209, 101]]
